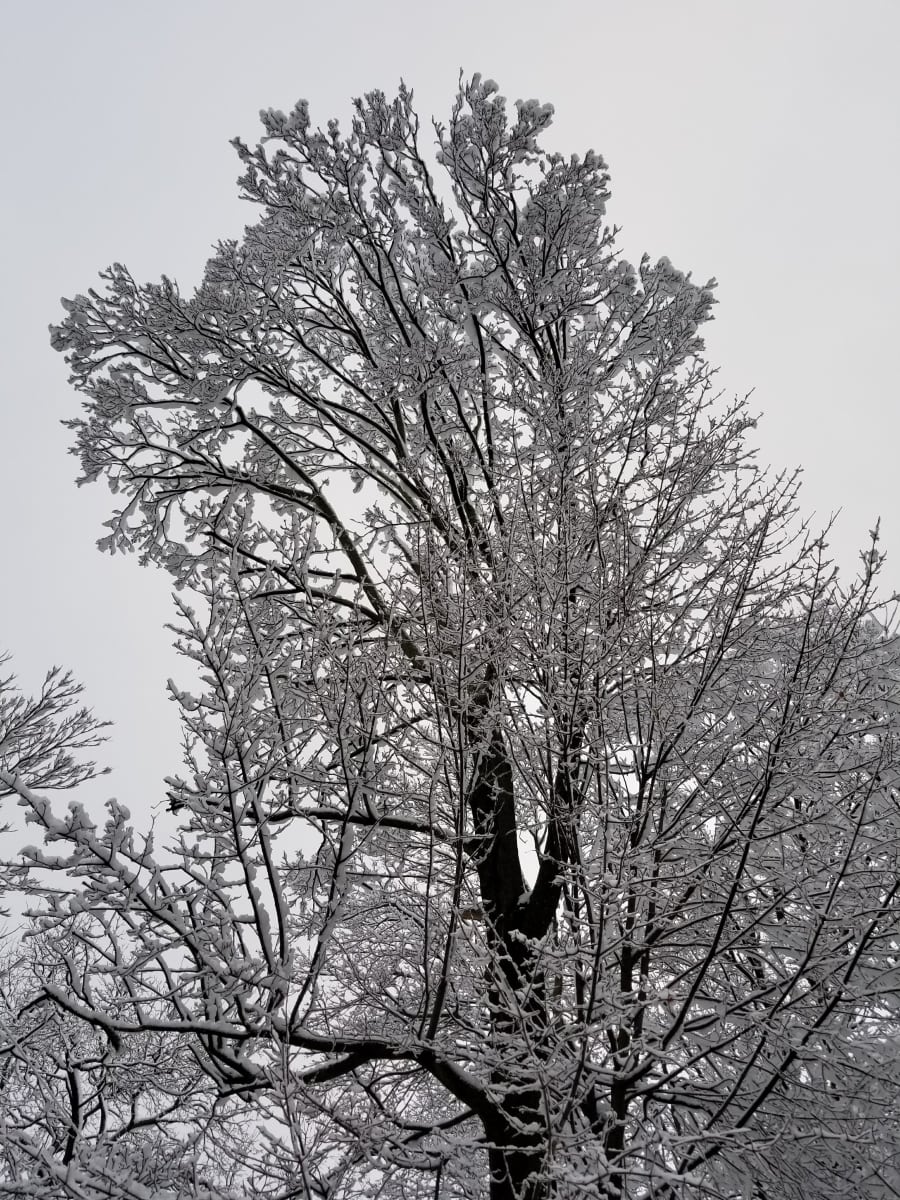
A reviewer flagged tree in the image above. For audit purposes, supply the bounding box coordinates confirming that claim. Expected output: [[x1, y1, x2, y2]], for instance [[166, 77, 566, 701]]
[[0, 659, 107, 908], [4, 75, 900, 1198]]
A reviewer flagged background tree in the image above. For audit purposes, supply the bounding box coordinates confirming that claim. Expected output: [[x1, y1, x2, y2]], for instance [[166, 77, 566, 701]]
[[0, 659, 107, 906], [3, 75, 900, 1198]]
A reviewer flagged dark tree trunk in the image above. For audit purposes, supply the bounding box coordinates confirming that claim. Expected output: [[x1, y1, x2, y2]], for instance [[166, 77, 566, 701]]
[[467, 724, 553, 1200]]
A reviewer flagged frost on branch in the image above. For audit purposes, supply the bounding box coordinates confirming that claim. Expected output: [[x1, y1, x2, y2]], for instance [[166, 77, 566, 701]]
[[16, 76, 900, 1198]]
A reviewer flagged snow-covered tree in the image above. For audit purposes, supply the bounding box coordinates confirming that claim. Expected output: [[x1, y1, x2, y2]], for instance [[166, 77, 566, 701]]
[[5, 76, 900, 1198]]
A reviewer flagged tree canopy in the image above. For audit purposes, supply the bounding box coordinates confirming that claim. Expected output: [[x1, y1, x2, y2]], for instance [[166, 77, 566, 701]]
[[2, 75, 900, 1200]]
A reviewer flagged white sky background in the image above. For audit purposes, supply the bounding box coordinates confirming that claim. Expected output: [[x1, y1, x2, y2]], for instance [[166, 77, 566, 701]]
[[1, 0, 898, 824]]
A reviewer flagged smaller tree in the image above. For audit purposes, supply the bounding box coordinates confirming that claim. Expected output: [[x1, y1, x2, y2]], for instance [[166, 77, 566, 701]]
[[0, 659, 107, 907], [0, 666, 253, 1199], [0, 658, 106, 801], [0, 944, 245, 1199]]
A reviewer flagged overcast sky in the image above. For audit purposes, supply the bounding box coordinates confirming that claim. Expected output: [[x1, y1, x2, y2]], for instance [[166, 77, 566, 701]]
[[2, 0, 898, 821]]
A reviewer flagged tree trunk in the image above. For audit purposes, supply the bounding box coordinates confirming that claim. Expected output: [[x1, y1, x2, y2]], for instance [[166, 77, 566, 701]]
[[467, 725, 554, 1200], [484, 1091, 548, 1200]]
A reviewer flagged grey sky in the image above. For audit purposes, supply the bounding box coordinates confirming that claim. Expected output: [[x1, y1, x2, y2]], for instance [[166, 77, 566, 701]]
[[2, 0, 898, 818]]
